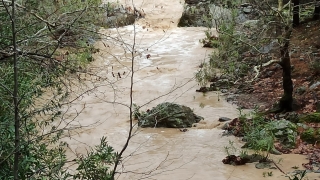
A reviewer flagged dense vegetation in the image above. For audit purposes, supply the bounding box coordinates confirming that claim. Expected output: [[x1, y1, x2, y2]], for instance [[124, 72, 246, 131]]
[[0, 0, 119, 179], [194, 0, 320, 177]]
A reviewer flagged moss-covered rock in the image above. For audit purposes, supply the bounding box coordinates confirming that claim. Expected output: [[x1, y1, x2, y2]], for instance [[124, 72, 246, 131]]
[[137, 102, 203, 128], [299, 113, 320, 123]]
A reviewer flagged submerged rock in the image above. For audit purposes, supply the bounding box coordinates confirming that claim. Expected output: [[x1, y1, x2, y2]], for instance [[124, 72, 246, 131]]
[[219, 117, 231, 122], [138, 102, 203, 128], [255, 162, 271, 169]]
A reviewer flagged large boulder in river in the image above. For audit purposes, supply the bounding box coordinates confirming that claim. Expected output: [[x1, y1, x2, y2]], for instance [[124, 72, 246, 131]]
[[138, 102, 203, 128], [178, 0, 232, 27], [103, 2, 137, 28], [179, 1, 262, 28]]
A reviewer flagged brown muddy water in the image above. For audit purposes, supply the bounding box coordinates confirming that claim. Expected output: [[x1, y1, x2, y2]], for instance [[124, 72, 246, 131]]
[[58, 0, 319, 179]]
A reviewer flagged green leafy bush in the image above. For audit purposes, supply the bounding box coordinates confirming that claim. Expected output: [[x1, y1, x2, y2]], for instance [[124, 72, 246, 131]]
[[0, 0, 119, 179], [300, 128, 316, 143], [196, 5, 250, 85], [73, 137, 116, 180], [299, 113, 320, 123], [241, 112, 297, 154]]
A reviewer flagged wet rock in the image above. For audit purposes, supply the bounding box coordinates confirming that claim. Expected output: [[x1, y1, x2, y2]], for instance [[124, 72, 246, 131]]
[[259, 41, 279, 54], [178, 1, 231, 27], [103, 3, 137, 28], [295, 86, 307, 95], [291, 65, 295, 71], [105, 13, 135, 28], [261, 70, 274, 78], [196, 87, 209, 92], [226, 94, 238, 102], [222, 122, 230, 130], [138, 102, 203, 128], [240, 3, 251, 7], [270, 148, 282, 155], [286, 112, 300, 123], [222, 153, 269, 166], [315, 169, 320, 173], [219, 117, 231, 122], [216, 78, 231, 87], [278, 114, 286, 118], [239, 3, 261, 18], [242, 20, 260, 28], [222, 155, 250, 165], [274, 63, 282, 69], [220, 89, 228, 93], [196, 85, 217, 92], [242, 6, 253, 14], [255, 162, 271, 169], [222, 130, 233, 136], [185, 0, 202, 4], [86, 37, 96, 45], [246, 154, 264, 163], [179, 128, 188, 132], [202, 37, 218, 48]]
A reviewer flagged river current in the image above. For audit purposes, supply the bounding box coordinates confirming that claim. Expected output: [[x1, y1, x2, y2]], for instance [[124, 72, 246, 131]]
[[59, 0, 317, 179]]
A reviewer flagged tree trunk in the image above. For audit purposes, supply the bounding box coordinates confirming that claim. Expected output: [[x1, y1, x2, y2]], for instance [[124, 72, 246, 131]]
[[314, 0, 320, 20], [278, 27, 293, 112], [11, 0, 20, 179], [293, 0, 300, 27]]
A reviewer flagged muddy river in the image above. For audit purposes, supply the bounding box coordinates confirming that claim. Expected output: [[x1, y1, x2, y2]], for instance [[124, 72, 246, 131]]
[[60, 0, 319, 179]]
